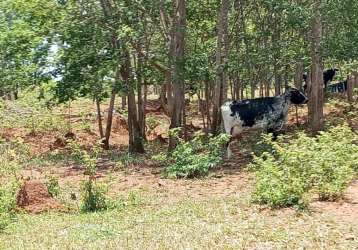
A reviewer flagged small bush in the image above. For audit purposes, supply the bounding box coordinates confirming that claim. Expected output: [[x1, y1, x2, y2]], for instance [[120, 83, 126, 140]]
[[251, 124, 358, 208], [45, 176, 60, 198], [157, 130, 229, 178], [0, 177, 20, 231], [80, 180, 108, 212], [146, 116, 161, 134], [68, 140, 101, 176], [68, 140, 109, 212], [0, 139, 26, 230]]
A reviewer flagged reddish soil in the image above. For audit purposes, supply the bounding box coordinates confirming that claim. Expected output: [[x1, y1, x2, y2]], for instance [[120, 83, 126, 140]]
[[145, 99, 164, 114], [311, 179, 358, 223], [16, 180, 62, 214], [112, 115, 128, 133]]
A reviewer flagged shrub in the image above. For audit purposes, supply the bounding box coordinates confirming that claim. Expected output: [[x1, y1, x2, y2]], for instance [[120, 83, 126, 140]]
[[80, 180, 108, 212], [146, 116, 161, 134], [45, 176, 60, 198], [0, 139, 27, 230], [0, 177, 20, 231], [251, 124, 358, 208], [157, 130, 229, 178], [68, 140, 100, 176], [68, 140, 109, 212]]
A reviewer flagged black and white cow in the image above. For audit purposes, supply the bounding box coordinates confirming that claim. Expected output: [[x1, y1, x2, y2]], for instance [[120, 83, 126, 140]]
[[303, 68, 339, 92], [326, 80, 347, 93], [221, 87, 308, 158]]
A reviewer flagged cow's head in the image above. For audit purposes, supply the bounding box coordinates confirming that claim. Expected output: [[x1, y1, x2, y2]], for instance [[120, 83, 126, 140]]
[[286, 87, 308, 105]]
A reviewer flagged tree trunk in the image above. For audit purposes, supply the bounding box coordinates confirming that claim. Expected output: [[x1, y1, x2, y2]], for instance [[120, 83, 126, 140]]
[[143, 82, 148, 131], [274, 65, 281, 96], [354, 71, 358, 88], [136, 51, 146, 140], [166, 73, 174, 115], [272, 7, 281, 96], [95, 96, 104, 139], [204, 79, 212, 132], [250, 79, 256, 99], [308, 2, 324, 134], [99, 0, 120, 150], [347, 75, 354, 103], [236, 73, 242, 100], [233, 76, 238, 100], [122, 51, 145, 153], [159, 83, 167, 108], [284, 65, 289, 90], [265, 79, 270, 97], [121, 95, 126, 109], [294, 62, 304, 90], [259, 82, 264, 97], [211, 0, 230, 134], [168, 0, 186, 151], [230, 77, 235, 99], [103, 86, 116, 150], [234, 1, 241, 100], [240, 80, 244, 100]]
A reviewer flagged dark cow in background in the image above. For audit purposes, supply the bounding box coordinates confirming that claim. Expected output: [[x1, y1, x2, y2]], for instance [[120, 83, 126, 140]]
[[221, 87, 308, 158], [326, 80, 347, 93], [303, 68, 339, 92], [323, 68, 340, 86]]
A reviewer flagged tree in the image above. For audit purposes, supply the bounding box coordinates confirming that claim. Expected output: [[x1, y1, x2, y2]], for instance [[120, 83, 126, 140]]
[[0, 0, 59, 98], [308, 0, 324, 133], [168, 0, 187, 150], [211, 0, 230, 135]]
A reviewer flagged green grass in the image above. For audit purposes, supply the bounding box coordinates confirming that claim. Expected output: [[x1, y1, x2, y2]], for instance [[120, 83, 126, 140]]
[[0, 192, 357, 250]]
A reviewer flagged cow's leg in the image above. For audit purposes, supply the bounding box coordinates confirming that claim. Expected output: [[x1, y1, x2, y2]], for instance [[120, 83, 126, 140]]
[[227, 127, 241, 158], [227, 142, 233, 158], [226, 138, 235, 158], [225, 127, 236, 158]]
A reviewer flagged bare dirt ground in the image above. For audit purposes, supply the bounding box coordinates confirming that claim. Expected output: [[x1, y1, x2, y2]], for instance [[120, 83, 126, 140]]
[[16, 180, 63, 214], [311, 179, 358, 224]]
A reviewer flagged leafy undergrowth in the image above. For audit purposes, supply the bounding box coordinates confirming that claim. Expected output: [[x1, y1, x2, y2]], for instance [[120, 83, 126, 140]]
[[153, 130, 230, 178], [0, 92, 67, 135], [0, 139, 29, 230], [251, 124, 358, 208], [0, 192, 357, 249]]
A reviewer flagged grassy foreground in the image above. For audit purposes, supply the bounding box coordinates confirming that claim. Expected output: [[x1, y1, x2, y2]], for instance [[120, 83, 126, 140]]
[[0, 191, 357, 250]]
